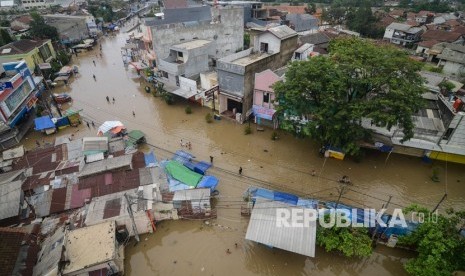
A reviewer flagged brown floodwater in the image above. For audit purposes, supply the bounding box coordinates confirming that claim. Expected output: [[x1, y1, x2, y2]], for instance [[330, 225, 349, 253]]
[[23, 31, 465, 275]]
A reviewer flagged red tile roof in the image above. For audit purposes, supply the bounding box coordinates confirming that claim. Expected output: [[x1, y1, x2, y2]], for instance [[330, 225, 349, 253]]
[[265, 5, 307, 14], [422, 30, 463, 42], [418, 39, 440, 48], [50, 187, 67, 214], [13, 15, 33, 25]]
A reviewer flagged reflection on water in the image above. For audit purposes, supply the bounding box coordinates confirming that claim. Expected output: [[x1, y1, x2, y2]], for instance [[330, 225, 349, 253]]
[[21, 32, 464, 275]]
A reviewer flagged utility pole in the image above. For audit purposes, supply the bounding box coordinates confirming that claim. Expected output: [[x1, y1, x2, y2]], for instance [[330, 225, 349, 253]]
[[334, 184, 347, 209], [432, 193, 447, 213], [124, 193, 140, 244], [372, 195, 392, 244]]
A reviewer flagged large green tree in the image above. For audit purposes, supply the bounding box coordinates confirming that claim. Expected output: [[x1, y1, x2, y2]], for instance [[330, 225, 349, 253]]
[[274, 38, 425, 155], [317, 215, 373, 257], [399, 205, 465, 276], [29, 12, 59, 41]]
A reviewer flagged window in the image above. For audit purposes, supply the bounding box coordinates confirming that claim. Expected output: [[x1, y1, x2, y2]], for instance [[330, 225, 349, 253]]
[[178, 52, 183, 58], [260, 42, 268, 53], [263, 92, 270, 103], [294, 52, 301, 60]]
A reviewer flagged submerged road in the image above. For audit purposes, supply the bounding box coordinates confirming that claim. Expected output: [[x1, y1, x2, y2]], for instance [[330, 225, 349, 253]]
[[23, 31, 465, 275]]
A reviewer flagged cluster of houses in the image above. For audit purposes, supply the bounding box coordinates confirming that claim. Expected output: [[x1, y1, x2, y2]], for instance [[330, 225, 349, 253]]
[[0, 131, 218, 275]]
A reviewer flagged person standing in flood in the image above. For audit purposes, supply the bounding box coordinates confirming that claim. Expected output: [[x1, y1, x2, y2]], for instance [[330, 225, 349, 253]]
[[239, 167, 242, 175], [106, 96, 110, 102], [93, 60, 96, 66], [93, 74, 96, 81]]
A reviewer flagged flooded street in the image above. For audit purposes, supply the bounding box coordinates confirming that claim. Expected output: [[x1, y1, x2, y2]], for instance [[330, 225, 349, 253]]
[[23, 31, 465, 275]]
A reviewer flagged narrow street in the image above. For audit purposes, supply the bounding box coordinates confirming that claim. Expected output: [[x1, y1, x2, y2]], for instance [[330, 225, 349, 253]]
[[22, 30, 465, 275]]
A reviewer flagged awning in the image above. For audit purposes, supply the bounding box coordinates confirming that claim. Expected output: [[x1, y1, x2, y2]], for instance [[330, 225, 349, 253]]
[[253, 105, 276, 121], [34, 116, 55, 131], [97, 121, 125, 136], [171, 88, 198, 99]]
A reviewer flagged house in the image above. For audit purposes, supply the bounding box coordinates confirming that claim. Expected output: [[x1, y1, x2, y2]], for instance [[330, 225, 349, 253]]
[[361, 71, 465, 164], [286, 13, 319, 34], [10, 15, 32, 32], [0, 0, 15, 10], [299, 32, 331, 54], [437, 43, 465, 75], [20, 0, 48, 10], [0, 170, 26, 221], [383, 22, 423, 46], [0, 39, 56, 72], [43, 14, 98, 44], [292, 43, 316, 61], [245, 200, 317, 257], [0, 61, 42, 149], [172, 188, 211, 215], [415, 10, 434, 24], [217, 25, 298, 122], [148, 6, 244, 71], [158, 39, 212, 91], [34, 221, 125, 276], [0, 226, 39, 276], [253, 69, 281, 129], [416, 30, 464, 56]]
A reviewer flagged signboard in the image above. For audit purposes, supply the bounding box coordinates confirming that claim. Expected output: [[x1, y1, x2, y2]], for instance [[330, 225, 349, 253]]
[[204, 85, 218, 101], [252, 105, 276, 121]]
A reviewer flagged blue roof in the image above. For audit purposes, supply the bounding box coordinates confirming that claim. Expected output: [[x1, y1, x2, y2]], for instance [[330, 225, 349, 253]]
[[197, 175, 219, 191], [144, 151, 157, 167], [194, 161, 211, 175], [34, 116, 55, 131]]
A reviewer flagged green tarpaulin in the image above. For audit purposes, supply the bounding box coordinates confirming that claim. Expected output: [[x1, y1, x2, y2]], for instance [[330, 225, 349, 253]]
[[165, 160, 202, 188]]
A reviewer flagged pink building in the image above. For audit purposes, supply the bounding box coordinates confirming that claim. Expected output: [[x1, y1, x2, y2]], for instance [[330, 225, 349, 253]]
[[253, 69, 282, 129]]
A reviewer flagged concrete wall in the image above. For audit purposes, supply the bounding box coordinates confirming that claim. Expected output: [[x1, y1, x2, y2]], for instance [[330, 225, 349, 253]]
[[442, 61, 465, 75], [151, 7, 244, 66], [253, 32, 281, 54]]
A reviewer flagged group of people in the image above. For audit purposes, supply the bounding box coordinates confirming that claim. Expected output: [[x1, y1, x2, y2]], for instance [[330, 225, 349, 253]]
[[86, 121, 96, 128], [106, 96, 116, 104], [180, 139, 192, 150]]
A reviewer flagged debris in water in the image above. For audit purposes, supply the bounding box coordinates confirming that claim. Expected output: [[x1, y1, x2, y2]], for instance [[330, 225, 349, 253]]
[[205, 221, 210, 225], [201, 267, 205, 272], [145, 238, 148, 241], [264, 149, 268, 152], [173, 260, 177, 264]]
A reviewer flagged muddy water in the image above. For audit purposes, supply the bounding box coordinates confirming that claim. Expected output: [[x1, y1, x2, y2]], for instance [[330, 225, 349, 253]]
[[23, 32, 465, 275]]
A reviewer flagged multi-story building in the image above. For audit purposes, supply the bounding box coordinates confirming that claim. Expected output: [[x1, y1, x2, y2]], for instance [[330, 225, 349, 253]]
[[217, 25, 298, 122], [43, 14, 98, 44], [0, 39, 56, 72], [0, 60, 42, 148], [383, 22, 423, 46]]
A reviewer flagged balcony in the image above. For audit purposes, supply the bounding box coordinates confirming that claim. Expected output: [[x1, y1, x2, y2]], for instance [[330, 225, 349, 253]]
[[158, 58, 185, 76]]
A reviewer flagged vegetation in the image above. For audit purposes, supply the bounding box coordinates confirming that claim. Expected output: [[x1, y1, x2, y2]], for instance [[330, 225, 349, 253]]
[[244, 125, 252, 135], [185, 106, 192, 114], [399, 0, 452, 13], [438, 80, 456, 94], [243, 33, 250, 49], [271, 131, 279, 140], [0, 29, 13, 47], [322, 1, 384, 38], [274, 37, 425, 156], [205, 113, 213, 123], [88, 2, 116, 23], [399, 205, 465, 276], [316, 215, 373, 257], [29, 12, 59, 41]]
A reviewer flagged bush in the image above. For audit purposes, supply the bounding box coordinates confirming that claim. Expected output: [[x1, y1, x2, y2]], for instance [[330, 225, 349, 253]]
[[162, 92, 174, 105], [205, 113, 213, 123], [185, 106, 192, 114], [428, 67, 443, 73], [244, 125, 252, 135]]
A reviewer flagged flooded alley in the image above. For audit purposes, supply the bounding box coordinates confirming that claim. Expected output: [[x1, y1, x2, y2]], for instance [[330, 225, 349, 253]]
[[24, 31, 465, 275]]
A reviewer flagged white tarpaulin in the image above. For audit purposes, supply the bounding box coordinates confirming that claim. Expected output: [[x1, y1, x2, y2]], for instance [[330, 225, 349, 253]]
[[97, 121, 125, 136]]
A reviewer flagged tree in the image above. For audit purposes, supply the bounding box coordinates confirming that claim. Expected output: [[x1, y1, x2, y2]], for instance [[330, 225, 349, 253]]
[[243, 33, 250, 49], [29, 12, 59, 41], [316, 215, 373, 257], [274, 38, 425, 155], [0, 29, 13, 46], [345, 4, 384, 38], [399, 205, 465, 276]]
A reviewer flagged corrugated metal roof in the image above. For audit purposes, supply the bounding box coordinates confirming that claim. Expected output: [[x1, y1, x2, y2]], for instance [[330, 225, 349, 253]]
[[0, 169, 24, 184], [3, 146, 24, 160], [32, 226, 65, 276], [173, 188, 210, 201], [0, 180, 23, 220], [245, 200, 316, 257], [267, 25, 297, 40], [82, 137, 109, 155], [78, 154, 133, 179]]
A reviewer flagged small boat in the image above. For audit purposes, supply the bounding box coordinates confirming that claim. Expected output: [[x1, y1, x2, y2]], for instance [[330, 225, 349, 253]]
[[53, 93, 72, 104]]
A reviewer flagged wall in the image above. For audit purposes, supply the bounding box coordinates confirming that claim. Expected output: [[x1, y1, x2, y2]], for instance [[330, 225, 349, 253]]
[[383, 27, 394, 40], [253, 32, 280, 54], [254, 89, 275, 108], [443, 61, 465, 75], [151, 7, 244, 66]]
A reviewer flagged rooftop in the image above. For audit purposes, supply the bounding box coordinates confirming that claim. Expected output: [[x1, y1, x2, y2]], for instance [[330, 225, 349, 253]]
[[421, 30, 463, 42], [387, 22, 423, 34], [171, 39, 211, 50], [0, 40, 49, 56], [0, 180, 24, 220], [245, 200, 316, 257], [267, 25, 298, 40], [78, 154, 133, 179], [254, 69, 281, 92], [173, 188, 210, 201], [63, 221, 117, 275]]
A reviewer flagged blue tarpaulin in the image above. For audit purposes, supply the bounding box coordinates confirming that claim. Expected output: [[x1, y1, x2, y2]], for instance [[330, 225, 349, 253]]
[[168, 178, 191, 192], [34, 116, 55, 131], [253, 188, 275, 201], [274, 191, 298, 205], [56, 117, 70, 128], [172, 150, 194, 165], [144, 151, 157, 167], [183, 161, 196, 171], [194, 161, 212, 175], [197, 175, 219, 191]]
